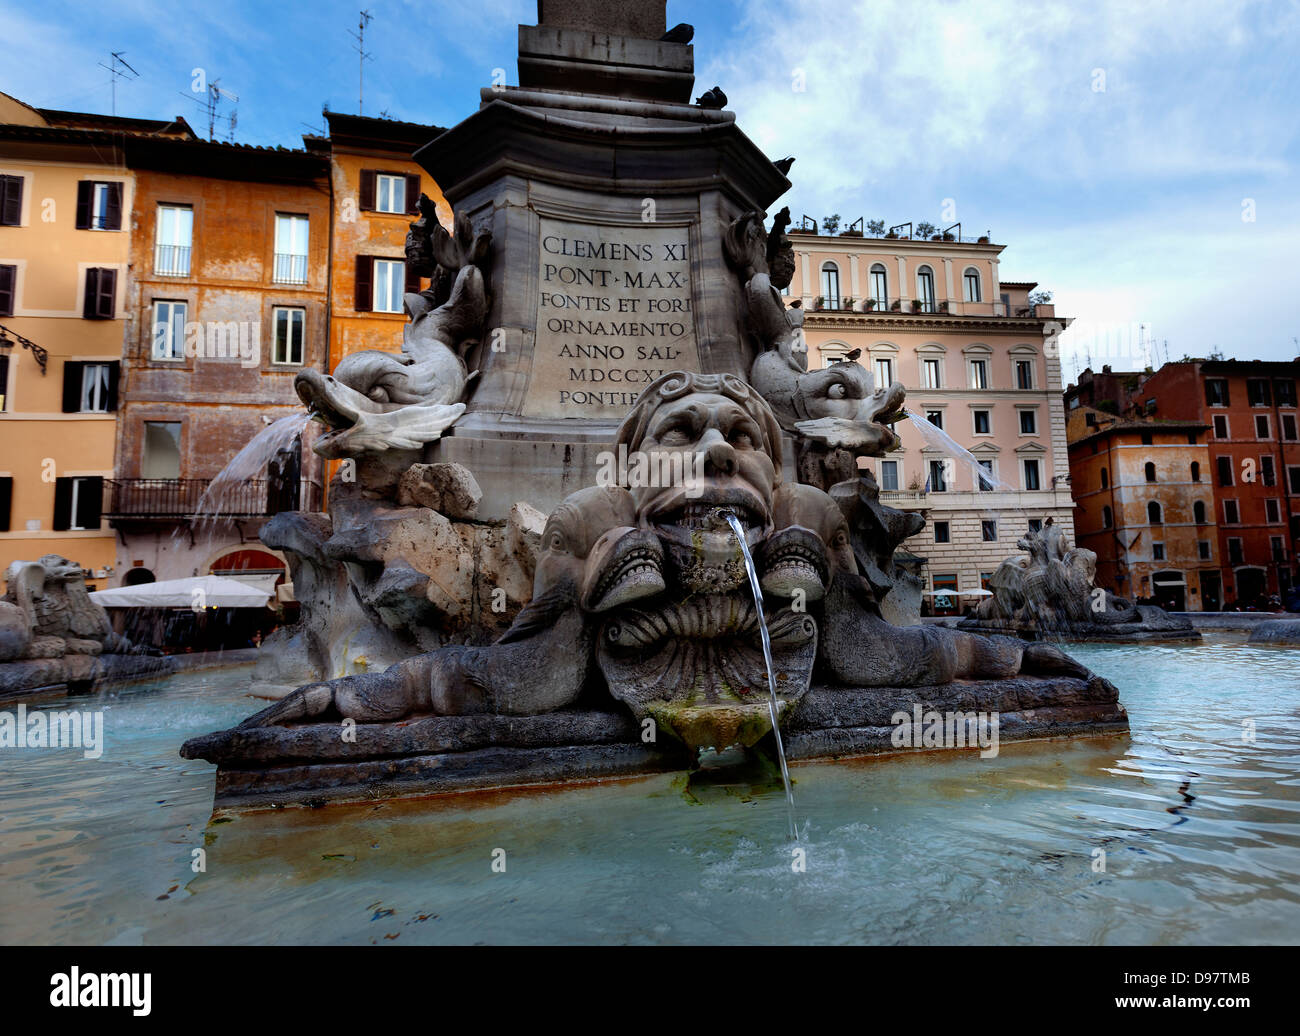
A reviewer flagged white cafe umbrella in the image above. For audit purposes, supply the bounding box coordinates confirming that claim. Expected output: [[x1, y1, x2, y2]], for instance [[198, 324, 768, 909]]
[[960, 588, 994, 596], [89, 575, 273, 609]]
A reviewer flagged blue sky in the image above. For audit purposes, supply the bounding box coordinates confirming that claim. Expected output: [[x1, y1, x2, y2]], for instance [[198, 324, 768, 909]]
[[5, 0, 1298, 376]]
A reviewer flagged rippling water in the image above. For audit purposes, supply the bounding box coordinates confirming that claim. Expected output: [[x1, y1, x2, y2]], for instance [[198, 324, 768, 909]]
[[1, 634, 1297, 945]]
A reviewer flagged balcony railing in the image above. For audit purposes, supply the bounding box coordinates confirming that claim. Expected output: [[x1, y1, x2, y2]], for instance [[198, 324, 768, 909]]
[[154, 243, 191, 277], [273, 252, 309, 285], [104, 478, 322, 520], [799, 295, 1048, 319]]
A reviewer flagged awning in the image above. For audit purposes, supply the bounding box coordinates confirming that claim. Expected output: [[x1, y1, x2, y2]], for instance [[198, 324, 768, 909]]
[[961, 588, 994, 596], [89, 575, 274, 609], [1152, 578, 1187, 587]]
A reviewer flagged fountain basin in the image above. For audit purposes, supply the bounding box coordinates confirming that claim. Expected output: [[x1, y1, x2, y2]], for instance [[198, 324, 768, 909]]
[[180, 672, 1126, 810]]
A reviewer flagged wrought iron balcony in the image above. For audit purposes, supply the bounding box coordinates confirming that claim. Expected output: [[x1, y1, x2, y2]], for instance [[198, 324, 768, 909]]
[[273, 252, 308, 285], [103, 478, 322, 521], [154, 243, 191, 277]]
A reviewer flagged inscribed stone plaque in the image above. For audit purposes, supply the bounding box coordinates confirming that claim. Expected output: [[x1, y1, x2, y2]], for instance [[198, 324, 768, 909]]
[[522, 217, 700, 419]]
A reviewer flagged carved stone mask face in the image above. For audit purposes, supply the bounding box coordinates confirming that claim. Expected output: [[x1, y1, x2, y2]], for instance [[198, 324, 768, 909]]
[[632, 392, 777, 551]]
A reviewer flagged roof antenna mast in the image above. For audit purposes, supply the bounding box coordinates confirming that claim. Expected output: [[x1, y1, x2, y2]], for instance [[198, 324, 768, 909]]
[[350, 10, 374, 115], [97, 52, 139, 116]]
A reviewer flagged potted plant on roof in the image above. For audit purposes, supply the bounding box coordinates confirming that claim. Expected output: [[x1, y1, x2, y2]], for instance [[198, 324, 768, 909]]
[[865, 298, 877, 311], [911, 299, 923, 313], [890, 299, 902, 311], [977, 234, 990, 244], [867, 219, 885, 236], [938, 300, 949, 313], [942, 231, 955, 241], [842, 296, 855, 310], [813, 295, 825, 311]]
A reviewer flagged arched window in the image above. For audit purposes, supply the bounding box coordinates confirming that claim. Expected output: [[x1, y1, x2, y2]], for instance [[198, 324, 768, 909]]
[[1190, 461, 1200, 482], [916, 265, 936, 312], [1194, 500, 1207, 524], [1100, 467, 1109, 489], [1102, 505, 1113, 528], [868, 263, 888, 308], [1148, 500, 1163, 524], [820, 262, 840, 309], [1145, 461, 1157, 483], [962, 267, 982, 302]]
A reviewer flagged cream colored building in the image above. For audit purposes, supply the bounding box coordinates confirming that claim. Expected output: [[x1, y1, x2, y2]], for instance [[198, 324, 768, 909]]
[[786, 227, 1075, 612]]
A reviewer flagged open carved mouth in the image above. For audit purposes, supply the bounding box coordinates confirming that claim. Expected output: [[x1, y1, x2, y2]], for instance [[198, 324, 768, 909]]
[[582, 530, 666, 613], [757, 526, 830, 601], [296, 370, 362, 434], [648, 488, 770, 549]]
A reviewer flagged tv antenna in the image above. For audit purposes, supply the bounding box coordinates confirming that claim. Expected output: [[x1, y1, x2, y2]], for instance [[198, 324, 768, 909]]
[[349, 10, 374, 115], [179, 78, 239, 141], [97, 51, 139, 116]]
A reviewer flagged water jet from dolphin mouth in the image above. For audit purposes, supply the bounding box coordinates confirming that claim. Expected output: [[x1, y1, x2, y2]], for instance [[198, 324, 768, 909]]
[[718, 508, 798, 841]]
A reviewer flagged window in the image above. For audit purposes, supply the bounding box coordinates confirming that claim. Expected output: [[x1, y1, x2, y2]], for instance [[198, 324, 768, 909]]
[[1266, 498, 1281, 523], [142, 422, 182, 479], [360, 170, 419, 214], [962, 268, 981, 302], [1140, 432, 1153, 446], [1187, 432, 1198, 445], [1205, 378, 1229, 406], [1190, 461, 1200, 482], [1019, 409, 1037, 434], [922, 357, 942, 388], [272, 307, 305, 365], [0, 354, 9, 412], [376, 174, 408, 214], [1198, 540, 1211, 560], [152, 301, 187, 361], [933, 520, 950, 543], [977, 459, 995, 491], [1152, 542, 1165, 561], [1261, 455, 1276, 486], [0, 174, 22, 226], [1247, 379, 1271, 406], [82, 268, 116, 319], [1216, 456, 1233, 486], [1213, 415, 1229, 439], [52, 476, 103, 532], [981, 519, 997, 541], [1144, 461, 1157, 483], [1015, 359, 1034, 389], [1102, 505, 1112, 528], [1272, 536, 1286, 562], [155, 204, 193, 276], [1023, 458, 1041, 491], [969, 358, 989, 389], [924, 409, 943, 430], [869, 263, 888, 307], [1027, 518, 1043, 534], [1194, 500, 1207, 524], [274, 214, 309, 285], [61, 361, 117, 413], [1223, 499, 1239, 524], [874, 357, 894, 387], [1228, 537, 1244, 566], [820, 262, 840, 308], [76, 181, 122, 231], [931, 574, 959, 614], [0, 475, 10, 531], [1255, 414, 1270, 439], [1287, 463, 1300, 493], [0, 263, 15, 317], [1100, 467, 1109, 489], [1147, 500, 1162, 524], [916, 266, 936, 311], [928, 459, 948, 492], [973, 409, 990, 435], [1285, 415, 1298, 441], [373, 258, 405, 313], [1276, 379, 1297, 407], [879, 460, 899, 492]]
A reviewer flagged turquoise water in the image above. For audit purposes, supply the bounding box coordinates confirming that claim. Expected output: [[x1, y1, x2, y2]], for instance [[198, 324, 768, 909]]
[[0, 634, 1297, 945]]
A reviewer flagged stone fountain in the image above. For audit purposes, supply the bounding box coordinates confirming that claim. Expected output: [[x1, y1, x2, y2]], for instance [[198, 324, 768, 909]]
[[0, 555, 174, 703], [181, 1, 1128, 809], [957, 519, 1200, 642]]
